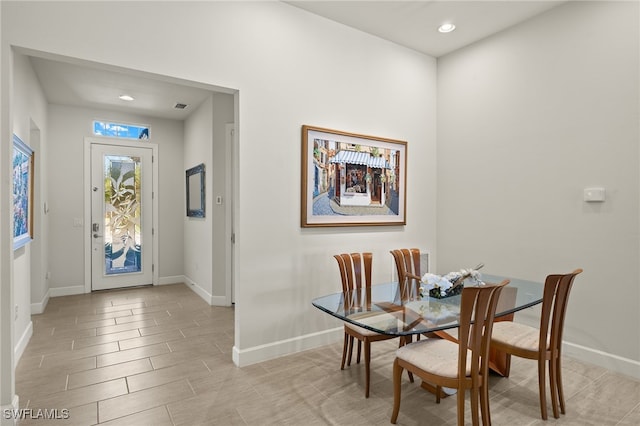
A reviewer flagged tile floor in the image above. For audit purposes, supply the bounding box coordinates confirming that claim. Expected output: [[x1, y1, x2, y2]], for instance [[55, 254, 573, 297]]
[[15, 283, 640, 425]]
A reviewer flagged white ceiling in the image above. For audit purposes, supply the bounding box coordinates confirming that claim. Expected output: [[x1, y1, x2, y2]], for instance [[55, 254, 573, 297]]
[[286, 1, 564, 58], [29, 56, 224, 120], [28, 1, 565, 120]]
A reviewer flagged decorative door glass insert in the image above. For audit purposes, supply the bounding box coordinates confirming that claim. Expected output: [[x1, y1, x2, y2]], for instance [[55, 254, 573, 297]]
[[103, 155, 142, 275]]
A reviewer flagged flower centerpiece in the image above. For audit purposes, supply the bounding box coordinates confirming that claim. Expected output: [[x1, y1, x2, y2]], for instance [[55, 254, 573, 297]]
[[419, 263, 485, 299]]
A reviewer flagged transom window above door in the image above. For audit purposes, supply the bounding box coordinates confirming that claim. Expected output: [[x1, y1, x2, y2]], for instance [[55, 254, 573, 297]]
[[93, 120, 150, 140]]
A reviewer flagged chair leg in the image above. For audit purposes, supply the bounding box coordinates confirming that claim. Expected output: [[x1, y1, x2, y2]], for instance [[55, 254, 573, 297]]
[[390, 359, 403, 424], [538, 357, 548, 420], [347, 336, 354, 366], [398, 337, 414, 383], [341, 333, 349, 370], [457, 386, 465, 426], [470, 386, 480, 426], [503, 353, 512, 377], [555, 355, 566, 415], [480, 377, 491, 426], [364, 340, 371, 398], [356, 340, 362, 364], [549, 358, 560, 418]]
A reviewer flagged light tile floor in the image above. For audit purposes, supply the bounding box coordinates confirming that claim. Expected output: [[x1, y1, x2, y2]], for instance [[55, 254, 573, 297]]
[[15, 283, 640, 425]]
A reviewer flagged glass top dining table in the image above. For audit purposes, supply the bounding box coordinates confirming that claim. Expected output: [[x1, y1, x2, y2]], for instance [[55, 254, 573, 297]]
[[311, 274, 544, 336]]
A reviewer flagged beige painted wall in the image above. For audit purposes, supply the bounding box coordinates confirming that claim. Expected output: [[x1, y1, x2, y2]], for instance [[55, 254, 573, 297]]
[[437, 1, 639, 375]]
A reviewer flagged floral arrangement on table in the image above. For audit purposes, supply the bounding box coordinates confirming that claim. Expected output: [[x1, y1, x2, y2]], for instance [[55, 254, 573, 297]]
[[419, 263, 485, 299]]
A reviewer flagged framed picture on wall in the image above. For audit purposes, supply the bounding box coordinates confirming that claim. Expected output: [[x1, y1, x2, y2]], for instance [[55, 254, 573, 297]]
[[301, 125, 407, 227], [13, 134, 34, 249]]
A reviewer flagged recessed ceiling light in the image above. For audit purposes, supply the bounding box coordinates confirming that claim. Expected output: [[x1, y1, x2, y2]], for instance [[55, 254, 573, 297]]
[[119, 94, 134, 101], [438, 23, 456, 33]]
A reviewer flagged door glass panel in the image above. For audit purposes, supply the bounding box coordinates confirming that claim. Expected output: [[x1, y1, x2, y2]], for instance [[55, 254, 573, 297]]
[[104, 155, 142, 275]]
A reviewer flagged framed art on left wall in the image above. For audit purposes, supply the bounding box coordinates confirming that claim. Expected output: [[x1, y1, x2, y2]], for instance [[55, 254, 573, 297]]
[[13, 134, 34, 249]]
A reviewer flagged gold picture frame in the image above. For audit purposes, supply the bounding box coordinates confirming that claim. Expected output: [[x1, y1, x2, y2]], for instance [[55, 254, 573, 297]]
[[301, 125, 407, 228]]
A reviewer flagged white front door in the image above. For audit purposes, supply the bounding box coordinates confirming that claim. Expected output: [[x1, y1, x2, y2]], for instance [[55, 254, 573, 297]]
[[91, 143, 153, 290]]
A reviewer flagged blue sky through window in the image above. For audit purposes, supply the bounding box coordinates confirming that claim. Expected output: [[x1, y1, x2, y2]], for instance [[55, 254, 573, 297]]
[[93, 121, 150, 140]]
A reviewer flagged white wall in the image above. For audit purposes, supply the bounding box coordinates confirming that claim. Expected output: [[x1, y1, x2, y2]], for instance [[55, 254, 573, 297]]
[[211, 93, 234, 300], [437, 1, 639, 377], [184, 96, 214, 300], [184, 92, 234, 304], [46, 105, 185, 292], [12, 53, 48, 362], [1, 0, 438, 366], [0, 2, 13, 415]]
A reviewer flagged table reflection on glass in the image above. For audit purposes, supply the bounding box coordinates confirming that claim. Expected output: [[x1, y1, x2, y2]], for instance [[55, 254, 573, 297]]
[[312, 274, 543, 376]]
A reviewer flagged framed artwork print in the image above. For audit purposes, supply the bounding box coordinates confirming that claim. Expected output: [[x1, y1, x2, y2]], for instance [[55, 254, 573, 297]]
[[301, 125, 407, 227], [13, 134, 34, 249], [186, 163, 205, 217]]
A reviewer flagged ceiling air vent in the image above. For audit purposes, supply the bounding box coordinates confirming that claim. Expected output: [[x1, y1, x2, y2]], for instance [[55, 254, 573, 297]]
[[174, 103, 188, 110]]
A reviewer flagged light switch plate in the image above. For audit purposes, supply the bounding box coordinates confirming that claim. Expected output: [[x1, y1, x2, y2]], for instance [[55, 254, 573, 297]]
[[584, 187, 605, 202]]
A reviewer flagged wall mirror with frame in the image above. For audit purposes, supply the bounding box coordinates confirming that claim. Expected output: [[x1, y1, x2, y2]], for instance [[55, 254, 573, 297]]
[[186, 163, 205, 218]]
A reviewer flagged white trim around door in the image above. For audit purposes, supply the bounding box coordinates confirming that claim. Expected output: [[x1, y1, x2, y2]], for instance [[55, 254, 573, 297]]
[[83, 137, 159, 293]]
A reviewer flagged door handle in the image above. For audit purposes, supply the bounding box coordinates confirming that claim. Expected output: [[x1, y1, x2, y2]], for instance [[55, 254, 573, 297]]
[[93, 233, 103, 239]]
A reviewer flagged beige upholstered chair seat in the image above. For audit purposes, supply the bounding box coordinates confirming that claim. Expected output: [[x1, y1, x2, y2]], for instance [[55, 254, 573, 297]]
[[492, 321, 549, 352], [396, 338, 472, 378]]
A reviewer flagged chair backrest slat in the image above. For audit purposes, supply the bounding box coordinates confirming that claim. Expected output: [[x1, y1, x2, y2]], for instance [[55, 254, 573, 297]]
[[391, 248, 422, 301], [457, 280, 509, 380], [409, 248, 421, 277], [538, 269, 583, 353], [352, 253, 362, 290], [333, 253, 373, 312]]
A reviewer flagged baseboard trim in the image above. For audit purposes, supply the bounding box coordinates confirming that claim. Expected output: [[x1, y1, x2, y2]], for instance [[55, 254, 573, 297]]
[[47, 278, 227, 308], [0, 395, 20, 426], [564, 341, 640, 380], [158, 275, 184, 286], [229, 326, 640, 381], [181, 275, 213, 304], [49, 285, 85, 297], [30, 289, 50, 315], [232, 327, 343, 367], [14, 321, 32, 366], [512, 314, 639, 379], [24, 281, 640, 381], [179, 275, 229, 306], [210, 296, 228, 306]]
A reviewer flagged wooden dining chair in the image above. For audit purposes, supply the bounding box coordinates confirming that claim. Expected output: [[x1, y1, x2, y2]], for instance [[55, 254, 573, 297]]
[[390, 248, 438, 346], [390, 248, 423, 302], [333, 252, 397, 398], [391, 280, 509, 426], [490, 269, 583, 420]]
